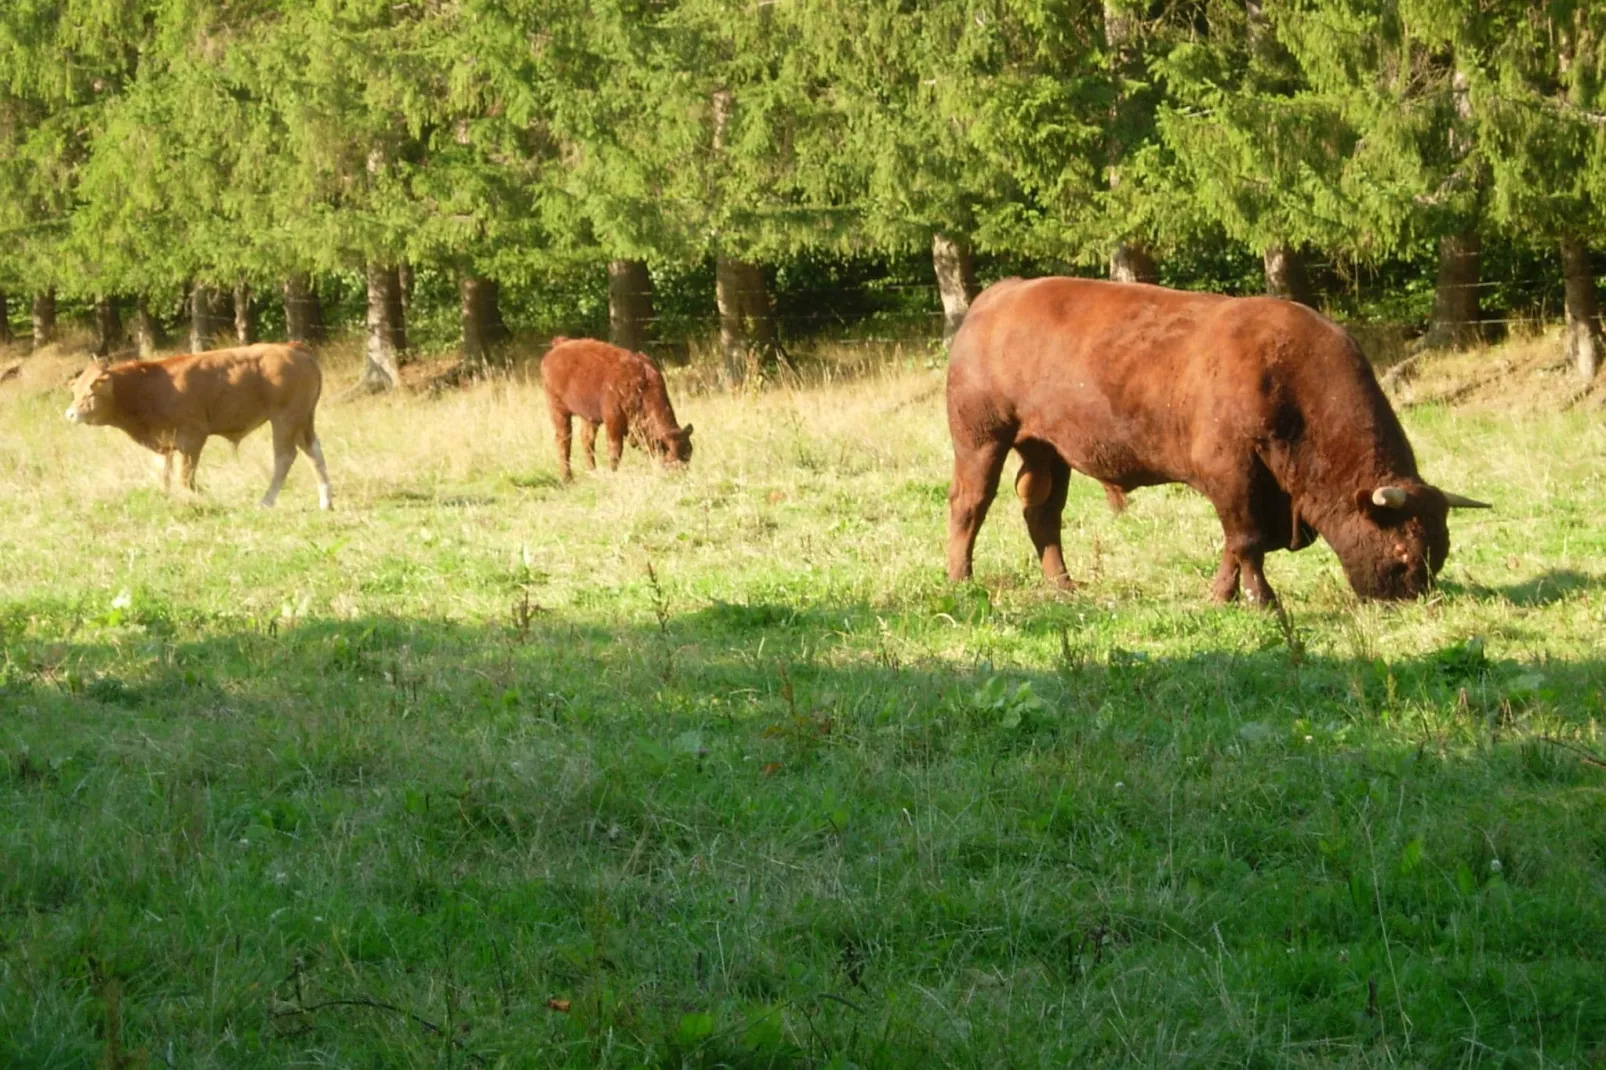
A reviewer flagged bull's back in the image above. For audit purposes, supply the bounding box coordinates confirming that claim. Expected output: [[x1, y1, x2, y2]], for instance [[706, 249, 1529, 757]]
[[947, 277, 1351, 483]]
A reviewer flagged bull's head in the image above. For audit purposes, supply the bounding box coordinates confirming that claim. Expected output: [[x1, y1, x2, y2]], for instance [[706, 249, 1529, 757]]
[[65, 363, 114, 425], [656, 423, 694, 468], [1336, 481, 1491, 599]]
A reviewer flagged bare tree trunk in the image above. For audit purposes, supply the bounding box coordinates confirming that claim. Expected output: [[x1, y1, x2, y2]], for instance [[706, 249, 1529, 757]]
[[1263, 243, 1315, 307], [189, 284, 229, 352], [716, 257, 776, 384], [1422, 230, 1483, 349], [608, 259, 654, 353], [360, 262, 403, 391], [1109, 244, 1159, 284], [130, 297, 158, 358], [932, 233, 979, 342], [283, 273, 323, 343], [32, 291, 56, 351], [397, 262, 414, 321], [93, 296, 123, 357], [1561, 237, 1602, 382], [0, 292, 11, 345], [382, 265, 408, 356], [233, 282, 253, 343], [459, 274, 509, 371]]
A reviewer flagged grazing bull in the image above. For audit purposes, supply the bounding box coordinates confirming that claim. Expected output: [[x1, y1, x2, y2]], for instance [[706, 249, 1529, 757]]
[[65, 343, 332, 509], [541, 337, 693, 482], [945, 277, 1489, 604]]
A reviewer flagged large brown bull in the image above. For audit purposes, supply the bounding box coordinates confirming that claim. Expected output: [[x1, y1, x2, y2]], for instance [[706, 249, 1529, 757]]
[[945, 277, 1489, 604]]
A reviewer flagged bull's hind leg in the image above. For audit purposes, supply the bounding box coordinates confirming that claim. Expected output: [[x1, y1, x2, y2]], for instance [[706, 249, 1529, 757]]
[[261, 422, 300, 508], [1014, 440, 1073, 588], [946, 436, 1011, 583]]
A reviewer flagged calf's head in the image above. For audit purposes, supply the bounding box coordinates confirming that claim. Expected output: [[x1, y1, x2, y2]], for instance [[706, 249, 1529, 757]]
[[1333, 482, 1490, 600], [654, 424, 694, 468], [65, 363, 115, 425]]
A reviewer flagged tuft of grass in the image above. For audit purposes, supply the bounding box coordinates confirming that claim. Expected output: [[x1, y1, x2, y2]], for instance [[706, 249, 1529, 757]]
[[2, 337, 1605, 1066]]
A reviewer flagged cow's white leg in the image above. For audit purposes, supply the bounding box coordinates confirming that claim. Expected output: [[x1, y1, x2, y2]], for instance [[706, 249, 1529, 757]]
[[154, 450, 174, 492], [261, 448, 295, 508], [302, 436, 333, 510]]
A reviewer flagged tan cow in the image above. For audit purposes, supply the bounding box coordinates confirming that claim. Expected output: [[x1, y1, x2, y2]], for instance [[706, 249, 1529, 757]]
[[65, 343, 333, 509]]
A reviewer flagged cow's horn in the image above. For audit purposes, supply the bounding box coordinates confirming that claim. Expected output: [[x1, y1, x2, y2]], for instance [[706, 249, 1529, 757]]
[[1440, 490, 1492, 509], [1371, 486, 1408, 509]]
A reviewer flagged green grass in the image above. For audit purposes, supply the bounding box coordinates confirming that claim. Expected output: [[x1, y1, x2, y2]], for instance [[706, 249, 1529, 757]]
[[3, 344, 1606, 1067]]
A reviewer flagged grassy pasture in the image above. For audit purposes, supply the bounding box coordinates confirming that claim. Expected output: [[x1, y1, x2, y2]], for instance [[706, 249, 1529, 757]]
[[2, 337, 1606, 1067]]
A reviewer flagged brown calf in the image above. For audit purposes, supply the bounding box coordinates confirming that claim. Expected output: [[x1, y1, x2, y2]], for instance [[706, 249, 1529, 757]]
[[540, 338, 693, 481], [65, 343, 332, 509]]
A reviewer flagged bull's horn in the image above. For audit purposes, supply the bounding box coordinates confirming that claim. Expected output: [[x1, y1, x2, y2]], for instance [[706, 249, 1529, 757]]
[[1371, 486, 1408, 509], [1440, 490, 1492, 509]]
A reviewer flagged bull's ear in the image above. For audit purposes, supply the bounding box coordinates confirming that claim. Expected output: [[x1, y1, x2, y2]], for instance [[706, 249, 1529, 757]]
[[681, 423, 693, 437]]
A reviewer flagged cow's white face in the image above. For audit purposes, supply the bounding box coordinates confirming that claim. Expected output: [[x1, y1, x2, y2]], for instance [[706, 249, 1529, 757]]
[[65, 364, 114, 425]]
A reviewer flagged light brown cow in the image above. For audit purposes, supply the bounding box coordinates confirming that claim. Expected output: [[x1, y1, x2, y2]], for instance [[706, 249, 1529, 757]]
[[65, 343, 333, 509]]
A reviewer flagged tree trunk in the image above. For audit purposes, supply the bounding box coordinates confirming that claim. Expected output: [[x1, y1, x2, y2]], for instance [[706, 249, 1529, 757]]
[[233, 282, 253, 343], [283, 273, 324, 343], [93, 296, 123, 357], [32, 291, 56, 350], [130, 297, 158, 358], [0, 292, 11, 345], [459, 274, 509, 371], [1422, 230, 1483, 349], [1561, 237, 1602, 382], [1263, 243, 1315, 307], [361, 261, 403, 391], [608, 259, 655, 353], [382, 265, 408, 357], [932, 233, 979, 342], [1109, 243, 1159, 284], [189, 284, 229, 352], [397, 262, 414, 320], [716, 256, 777, 385]]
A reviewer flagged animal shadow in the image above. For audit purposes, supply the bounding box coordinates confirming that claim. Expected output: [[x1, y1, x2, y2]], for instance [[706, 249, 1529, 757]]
[[1496, 570, 1605, 607]]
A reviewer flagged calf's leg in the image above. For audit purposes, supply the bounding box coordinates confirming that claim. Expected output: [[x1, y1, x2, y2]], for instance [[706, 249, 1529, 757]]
[[579, 420, 599, 471], [1015, 441, 1073, 588], [546, 398, 575, 482], [946, 437, 1010, 582], [604, 413, 628, 471], [261, 422, 300, 508], [175, 431, 206, 494], [300, 434, 333, 510]]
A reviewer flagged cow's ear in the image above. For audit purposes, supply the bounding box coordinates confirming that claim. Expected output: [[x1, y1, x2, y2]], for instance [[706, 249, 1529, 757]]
[[681, 423, 693, 438]]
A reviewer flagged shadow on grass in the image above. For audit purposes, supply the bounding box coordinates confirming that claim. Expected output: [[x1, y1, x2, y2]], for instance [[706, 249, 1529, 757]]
[[6, 602, 1606, 1066], [1494, 569, 1606, 607]]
